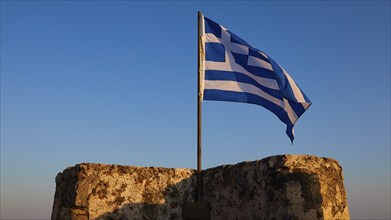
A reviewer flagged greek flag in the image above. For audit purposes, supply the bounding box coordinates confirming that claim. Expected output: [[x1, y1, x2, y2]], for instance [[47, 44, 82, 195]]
[[199, 15, 312, 142]]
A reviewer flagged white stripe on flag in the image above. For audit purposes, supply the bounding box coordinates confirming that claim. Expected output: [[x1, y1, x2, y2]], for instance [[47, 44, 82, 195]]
[[259, 51, 269, 59], [204, 33, 220, 43], [301, 102, 311, 110], [229, 42, 249, 55], [204, 80, 285, 109], [248, 55, 273, 71], [283, 98, 299, 124], [280, 66, 306, 103], [205, 60, 280, 90]]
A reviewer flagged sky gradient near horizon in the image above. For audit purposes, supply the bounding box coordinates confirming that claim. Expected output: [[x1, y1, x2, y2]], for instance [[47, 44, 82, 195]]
[[1, 1, 390, 219]]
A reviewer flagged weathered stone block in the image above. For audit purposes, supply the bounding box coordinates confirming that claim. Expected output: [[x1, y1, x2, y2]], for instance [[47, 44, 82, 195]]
[[202, 154, 350, 220], [51, 155, 349, 220], [52, 164, 195, 220]]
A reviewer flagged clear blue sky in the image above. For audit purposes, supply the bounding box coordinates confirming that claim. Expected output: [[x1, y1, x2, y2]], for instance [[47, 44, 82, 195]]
[[1, 1, 390, 219]]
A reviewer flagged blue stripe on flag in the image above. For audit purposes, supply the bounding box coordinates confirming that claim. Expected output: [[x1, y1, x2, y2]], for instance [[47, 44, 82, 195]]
[[205, 70, 283, 99], [287, 99, 307, 118], [249, 49, 269, 63], [285, 124, 294, 144], [268, 57, 298, 103], [228, 30, 253, 49], [204, 89, 293, 130]]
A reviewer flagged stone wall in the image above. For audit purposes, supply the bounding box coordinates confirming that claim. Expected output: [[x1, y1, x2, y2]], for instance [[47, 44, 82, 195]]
[[52, 155, 350, 220], [202, 155, 350, 219]]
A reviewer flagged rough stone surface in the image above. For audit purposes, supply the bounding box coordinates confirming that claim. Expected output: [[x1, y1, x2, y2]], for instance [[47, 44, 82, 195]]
[[52, 155, 349, 220], [52, 164, 195, 220], [202, 154, 350, 220]]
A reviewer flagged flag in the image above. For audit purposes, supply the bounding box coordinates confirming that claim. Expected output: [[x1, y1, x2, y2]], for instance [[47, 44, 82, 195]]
[[199, 15, 312, 142]]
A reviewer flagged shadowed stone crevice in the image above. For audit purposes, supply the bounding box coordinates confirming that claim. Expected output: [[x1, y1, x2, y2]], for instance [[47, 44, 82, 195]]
[[51, 154, 350, 220]]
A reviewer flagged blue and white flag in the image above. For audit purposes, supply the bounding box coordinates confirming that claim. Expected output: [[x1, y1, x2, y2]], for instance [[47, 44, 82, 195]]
[[199, 15, 312, 142]]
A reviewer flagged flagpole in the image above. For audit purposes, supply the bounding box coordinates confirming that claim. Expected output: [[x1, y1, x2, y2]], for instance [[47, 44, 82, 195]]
[[197, 11, 203, 203], [181, 12, 210, 218]]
